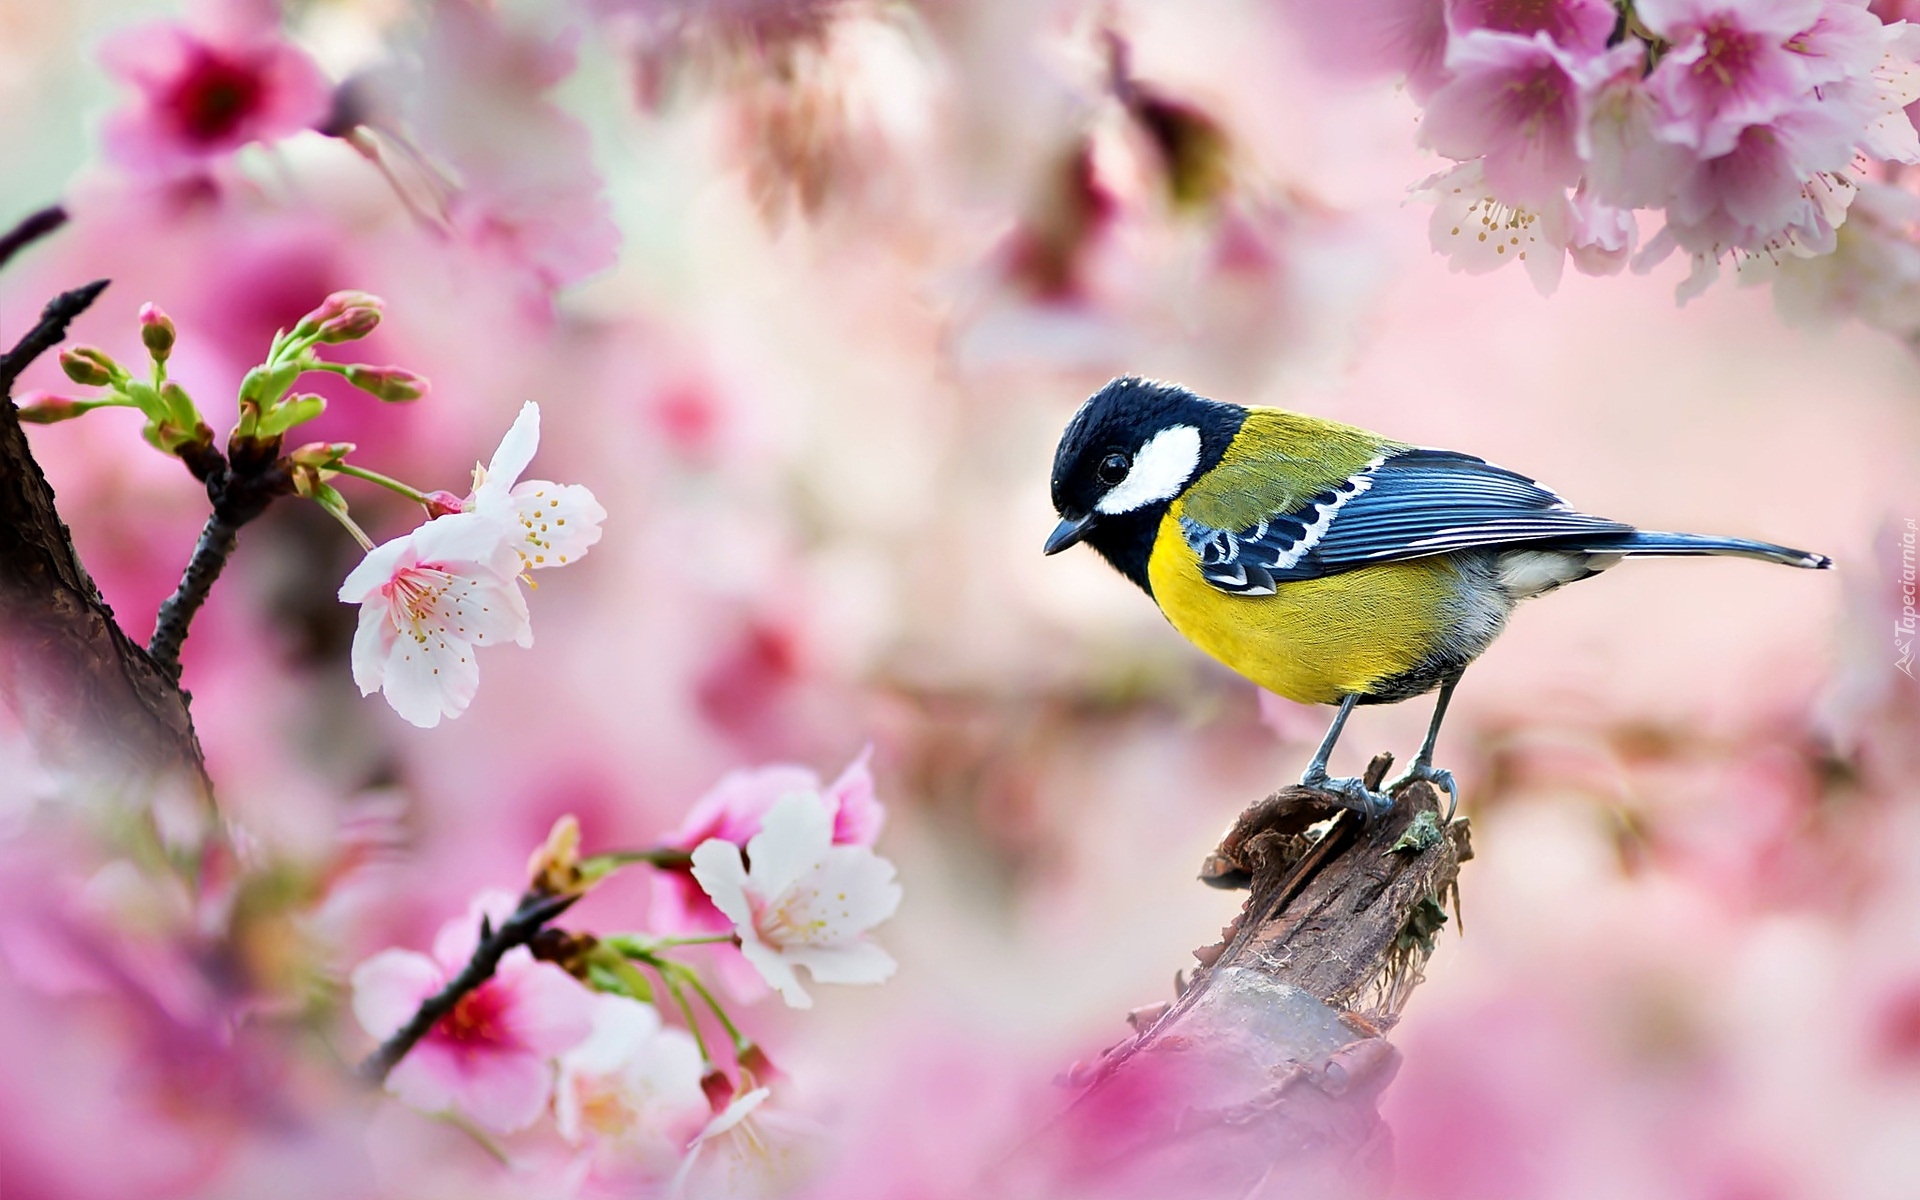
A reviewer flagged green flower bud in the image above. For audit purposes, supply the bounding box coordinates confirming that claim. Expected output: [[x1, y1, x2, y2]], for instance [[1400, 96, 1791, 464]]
[[158, 381, 199, 428], [58, 347, 120, 388], [257, 393, 326, 437]]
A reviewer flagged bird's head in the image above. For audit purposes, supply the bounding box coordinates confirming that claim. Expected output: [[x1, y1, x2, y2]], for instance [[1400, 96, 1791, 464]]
[[1045, 377, 1245, 589]]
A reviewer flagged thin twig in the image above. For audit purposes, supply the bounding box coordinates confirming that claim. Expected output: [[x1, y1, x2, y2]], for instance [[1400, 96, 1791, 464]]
[[357, 889, 582, 1085], [1, 279, 109, 390], [0, 205, 67, 275], [148, 513, 239, 680]]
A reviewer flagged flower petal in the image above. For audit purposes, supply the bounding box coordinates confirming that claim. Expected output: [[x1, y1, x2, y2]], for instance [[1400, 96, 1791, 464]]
[[350, 949, 444, 1040], [409, 511, 516, 575], [484, 401, 541, 496], [495, 950, 594, 1057], [783, 939, 898, 987], [379, 626, 481, 728], [339, 535, 418, 602], [742, 794, 835, 903], [791, 844, 903, 943], [507, 480, 605, 568], [739, 937, 811, 1008], [350, 599, 395, 696], [689, 838, 754, 928]]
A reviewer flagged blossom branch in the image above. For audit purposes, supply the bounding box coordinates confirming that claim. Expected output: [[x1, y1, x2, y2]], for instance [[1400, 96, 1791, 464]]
[[147, 442, 294, 679], [357, 887, 582, 1085]]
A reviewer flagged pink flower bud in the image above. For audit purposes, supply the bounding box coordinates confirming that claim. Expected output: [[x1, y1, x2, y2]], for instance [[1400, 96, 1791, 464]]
[[296, 290, 385, 343], [422, 489, 469, 518], [287, 441, 355, 467], [139, 303, 176, 362], [342, 364, 428, 402], [701, 1069, 735, 1113], [736, 1043, 782, 1087], [58, 347, 119, 387], [14, 392, 85, 424]]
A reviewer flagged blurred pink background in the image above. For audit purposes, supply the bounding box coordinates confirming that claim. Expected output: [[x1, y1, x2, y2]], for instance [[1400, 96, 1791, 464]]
[[1, 1, 1917, 1197]]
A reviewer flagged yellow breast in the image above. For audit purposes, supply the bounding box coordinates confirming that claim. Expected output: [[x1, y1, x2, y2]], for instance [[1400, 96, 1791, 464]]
[[1146, 512, 1459, 705]]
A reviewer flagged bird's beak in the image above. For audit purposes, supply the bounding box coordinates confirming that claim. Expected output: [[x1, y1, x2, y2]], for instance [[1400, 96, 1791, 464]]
[[1044, 512, 1096, 555]]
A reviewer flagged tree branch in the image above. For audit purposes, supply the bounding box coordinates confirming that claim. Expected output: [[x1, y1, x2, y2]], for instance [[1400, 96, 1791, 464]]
[[1008, 755, 1472, 1198], [0, 280, 215, 798], [0, 205, 67, 275], [148, 514, 240, 679], [357, 889, 582, 1085]]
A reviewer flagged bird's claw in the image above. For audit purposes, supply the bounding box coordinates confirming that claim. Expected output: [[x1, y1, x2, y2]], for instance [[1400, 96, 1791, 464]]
[[1298, 772, 1394, 822], [1387, 761, 1458, 821]]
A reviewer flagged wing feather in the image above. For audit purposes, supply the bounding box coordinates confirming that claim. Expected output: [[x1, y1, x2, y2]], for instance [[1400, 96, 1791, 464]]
[[1180, 447, 1632, 591]]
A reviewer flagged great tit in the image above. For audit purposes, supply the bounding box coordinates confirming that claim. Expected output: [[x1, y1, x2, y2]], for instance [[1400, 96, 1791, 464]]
[[1045, 376, 1832, 817]]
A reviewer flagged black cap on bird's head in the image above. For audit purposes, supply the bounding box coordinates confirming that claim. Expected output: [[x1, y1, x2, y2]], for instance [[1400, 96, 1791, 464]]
[[1045, 376, 1245, 593]]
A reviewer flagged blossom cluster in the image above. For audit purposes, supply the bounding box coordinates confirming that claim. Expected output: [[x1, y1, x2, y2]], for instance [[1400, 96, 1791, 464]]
[[350, 757, 900, 1193], [338, 401, 606, 728], [1325, 0, 1920, 299]]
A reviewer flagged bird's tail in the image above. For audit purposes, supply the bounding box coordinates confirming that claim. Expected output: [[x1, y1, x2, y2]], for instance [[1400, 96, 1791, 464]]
[[1562, 530, 1832, 570]]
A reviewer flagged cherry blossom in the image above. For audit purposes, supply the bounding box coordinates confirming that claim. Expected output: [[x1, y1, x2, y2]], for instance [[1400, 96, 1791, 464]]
[[98, 9, 330, 175], [1419, 160, 1572, 294], [555, 994, 709, 1182], [689, 793, 902, 1009], [337, 512, 531, 729], [652, 751, 883, 937], [468, 402, 607, 575], [1582, 39, 1697, 208], [1447, 0, 1618, 54], [1420, 30, 1593, 206], [1638, 0, 1824, 156], [351, 891, 594, 1133], [670, 1086, 820, 1200]]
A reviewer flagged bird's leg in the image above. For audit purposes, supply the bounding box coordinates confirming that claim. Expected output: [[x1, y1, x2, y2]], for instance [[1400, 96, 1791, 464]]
[[1297, 694, 1393, 820], [1386, 676, 1460, 820]]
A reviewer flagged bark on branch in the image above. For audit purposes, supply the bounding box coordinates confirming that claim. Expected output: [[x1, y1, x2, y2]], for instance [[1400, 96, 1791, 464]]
[[357, 889, 582, 1084], [1007, 754, 1472, 1199], [0, 276, 214, 799]]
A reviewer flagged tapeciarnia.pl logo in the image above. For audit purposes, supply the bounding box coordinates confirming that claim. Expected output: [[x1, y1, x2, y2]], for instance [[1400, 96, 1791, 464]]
[[1899, 518, 1917, 679]]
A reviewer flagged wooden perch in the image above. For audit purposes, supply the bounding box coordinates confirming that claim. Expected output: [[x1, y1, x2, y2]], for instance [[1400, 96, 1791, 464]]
[[0, 259, 214, 801], [1004, 753, 1472, 1199]]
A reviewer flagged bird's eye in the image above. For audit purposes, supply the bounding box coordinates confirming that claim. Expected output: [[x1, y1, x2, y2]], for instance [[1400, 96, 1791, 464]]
[[1097, 452, 1131, 485]]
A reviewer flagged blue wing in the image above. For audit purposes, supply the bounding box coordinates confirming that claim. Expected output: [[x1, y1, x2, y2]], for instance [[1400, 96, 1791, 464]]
[[1181, 448, 1633, 595]]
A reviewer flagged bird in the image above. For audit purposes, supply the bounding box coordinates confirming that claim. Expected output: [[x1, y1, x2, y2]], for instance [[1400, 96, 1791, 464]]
[[1044, 376, 1832, 819]]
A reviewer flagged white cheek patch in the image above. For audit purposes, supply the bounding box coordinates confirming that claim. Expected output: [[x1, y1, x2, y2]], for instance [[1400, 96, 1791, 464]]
[[1096, 425, 1202, 515]]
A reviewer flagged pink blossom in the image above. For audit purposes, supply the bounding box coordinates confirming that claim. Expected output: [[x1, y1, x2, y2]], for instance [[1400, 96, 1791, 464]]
[[337, 512, 532, 729], [1418, 160, 1573, 294], [98, 13, 330, 175], [395, 3, 620, 293], [1583, 39, 1698, 207], [651, 750, 884, 936], [1446, 0, 1619, 55], [467, 402, 608, 574], [555, 994, 708, 1182], [689, 792, 902, 1009], [1420, 31, 1592, 206], [351, 891, 594, 1133], [1655, 99, 1860, 257], [1566, 185, 1638, 275], [1638, 0, 1824, 156]]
